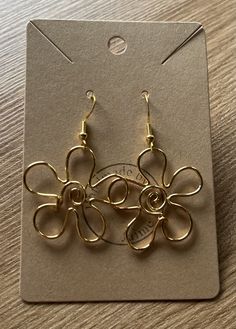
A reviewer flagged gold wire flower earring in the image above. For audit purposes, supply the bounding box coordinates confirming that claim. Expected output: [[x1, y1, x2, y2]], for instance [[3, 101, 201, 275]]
[[23, 91, 128, 243], [124, 91, 203, 251]]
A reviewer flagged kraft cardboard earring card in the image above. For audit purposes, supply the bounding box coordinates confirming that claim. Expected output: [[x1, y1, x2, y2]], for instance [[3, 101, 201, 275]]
[[21, 20, 219, 302]]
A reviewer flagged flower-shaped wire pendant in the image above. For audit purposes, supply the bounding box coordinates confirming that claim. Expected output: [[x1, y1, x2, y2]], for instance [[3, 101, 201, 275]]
[[23, 144, 128, 243], [124, 146, 203, 251]]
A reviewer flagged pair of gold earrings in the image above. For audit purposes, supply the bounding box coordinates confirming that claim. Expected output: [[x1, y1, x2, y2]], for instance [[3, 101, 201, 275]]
[[23, 91, 203, 251]]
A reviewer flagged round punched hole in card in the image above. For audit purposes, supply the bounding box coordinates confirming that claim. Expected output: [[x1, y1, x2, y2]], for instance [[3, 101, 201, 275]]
[[108, 36, 127, 55]]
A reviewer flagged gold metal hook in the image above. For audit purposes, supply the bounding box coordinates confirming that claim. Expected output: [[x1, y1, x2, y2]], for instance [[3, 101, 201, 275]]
[[79, 90, 96, 145], [85, 90, 96, 121], [141, 90, 150, 123], [141, 90, 155, 148]]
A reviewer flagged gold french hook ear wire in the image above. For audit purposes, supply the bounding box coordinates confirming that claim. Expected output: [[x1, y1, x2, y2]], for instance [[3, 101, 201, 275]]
[[141, 90, 155, 149], [79, 90, 96, 146]]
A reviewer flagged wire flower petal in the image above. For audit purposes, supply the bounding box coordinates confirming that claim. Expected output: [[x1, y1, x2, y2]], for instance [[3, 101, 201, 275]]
[[166, 166, 203, 201], [126, 209, 160, 250], [77, 202, 106, 242], [137, 147, 167, 186], [162, 201, 193, 241], [24, 161, 65, 199], [65, 145, 96, 187], [33, 203, 70, 239]]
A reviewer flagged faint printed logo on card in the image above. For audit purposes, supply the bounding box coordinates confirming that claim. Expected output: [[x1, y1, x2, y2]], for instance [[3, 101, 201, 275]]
[[86, 163, 157, 246]]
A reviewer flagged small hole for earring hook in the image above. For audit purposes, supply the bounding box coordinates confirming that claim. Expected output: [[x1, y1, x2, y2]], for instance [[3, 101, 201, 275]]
[[108, 36, 127, 55]]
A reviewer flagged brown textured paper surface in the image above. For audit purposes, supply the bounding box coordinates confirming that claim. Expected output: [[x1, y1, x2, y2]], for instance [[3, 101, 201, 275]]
[[21, 20, 219, 301]]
